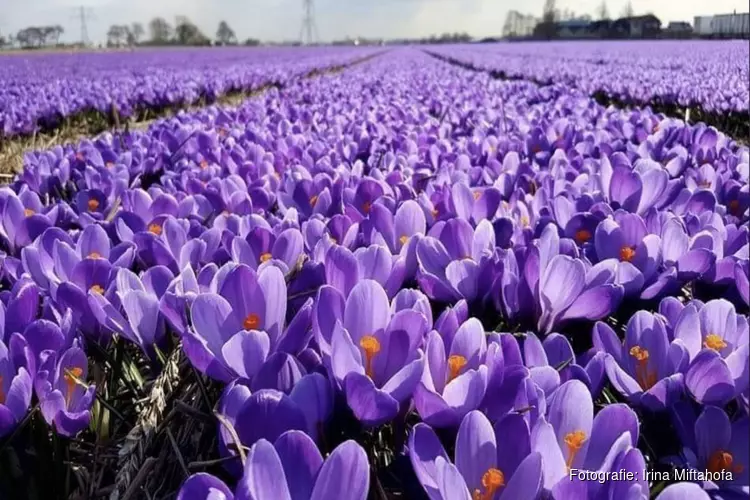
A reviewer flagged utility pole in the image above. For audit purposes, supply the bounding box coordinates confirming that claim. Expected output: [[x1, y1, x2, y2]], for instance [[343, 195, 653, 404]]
[[72, 6, 94, 46], [299, 0, 319, 45]]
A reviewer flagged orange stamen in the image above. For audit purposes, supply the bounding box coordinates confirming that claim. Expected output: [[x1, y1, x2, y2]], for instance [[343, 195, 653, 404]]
[[260, 252, 273, 263], [447, 355, 467, 383], [90, 285, 104, 295], [148, 223, 162, 236], [473, 191, 482, 200], [629, 346, 657, 390], [309, 195, 318, 207], [431, 209, 439, 218], [87, 199, 100, 212], [564, 430, 587, 471], [359, 335, 381, 379], [520, 216, 530, 227], [704, 334, 727, 351], [620, 246, 636, 262], [24, 208, 35, 217], [574, 230, 591, 244], [106, 161, 114, 168], [243, 313, 261, 331], [399, 235, 409, 245], [471, 468, 505, 500], [200, 160, 208, 169], [64, 367, 83, 407], [707, 450, 744, 474], [728, 200, 740, 215], [362, 201, 372, 215], [87, 251, 102, 259]]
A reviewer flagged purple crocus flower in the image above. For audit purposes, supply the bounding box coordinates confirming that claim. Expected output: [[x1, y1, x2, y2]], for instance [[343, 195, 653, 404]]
[[184, 264, 287, 383], [656, 483, 710, 500], [409, 410, 544, 500], [414, 319, 489, 427], [532, 225, 624, 333], [0, 338, 33, 438], [0, 279, 42, 342], [601, 158, 668, 215], [670, 403, 748, 497], [35, 344, 95, 437], [594, 311, 686, 410], [129, 215, 208, 274], [659, 217, 716, 282], [671, 299, 749, 406], [530, 380, 642, 497], [522, 332, 606, 398], [54, 257, 115, 340], [88, 267, 172, 355], [178, 432, 370, 500], [368, 199, 427, 279], [736, 261, 749, 307], [324, 243, 406, 299], [230, 226, 304, 274], [416, 218, 496, 302], [325, 279, 426, 426], [594, 213, 661, 296], [0, 188, 53, 254], [218, 384, 306, 458]]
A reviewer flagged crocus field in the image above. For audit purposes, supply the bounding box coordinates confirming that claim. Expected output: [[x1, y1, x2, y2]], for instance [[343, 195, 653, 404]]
[[0, 41, 748, 500]]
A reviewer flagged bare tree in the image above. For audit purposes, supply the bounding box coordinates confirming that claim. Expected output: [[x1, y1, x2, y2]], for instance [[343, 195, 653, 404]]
[[621, 1, 635, 18], [131, 22, 144, 44], [597, 1, 611, 20], [216, 21, 237, 45], [149, 17, 173, 44], [537, 0, 558, 39], [175, 16, 209, 45], [108, 25, 127, 46]]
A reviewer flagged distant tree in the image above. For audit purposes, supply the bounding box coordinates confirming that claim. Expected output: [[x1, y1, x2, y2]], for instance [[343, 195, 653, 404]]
[[175, 16, 210, 45], [107, 25, 124, 46], [537, 0, 558, 39], [149, 17, 173, 44], [597, 1, 610, 20], [621, 1, 635, 18], [17, 27, 47, 48], [131, 22, 145, 44], [216, 21, 237, 45], [244, 37, 261, 46]]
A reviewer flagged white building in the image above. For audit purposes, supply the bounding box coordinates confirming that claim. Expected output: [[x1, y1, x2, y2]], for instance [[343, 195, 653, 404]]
[[694, 12, 750, 37], [693, 16, 714, 35]]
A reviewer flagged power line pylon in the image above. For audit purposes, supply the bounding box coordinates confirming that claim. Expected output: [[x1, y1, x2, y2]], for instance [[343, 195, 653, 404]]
[[72, 6, 94, 46], [299, 0, 319, 45]]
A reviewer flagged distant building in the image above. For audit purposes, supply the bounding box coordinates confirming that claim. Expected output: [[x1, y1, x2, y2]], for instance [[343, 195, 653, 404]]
[[613, 15, 662, 38], [694, 12, 750, 38], [555, 19, 592, 38], [665, 21, 693, 38], [694, 16, 714, 36], [587, 20, 613, 38]]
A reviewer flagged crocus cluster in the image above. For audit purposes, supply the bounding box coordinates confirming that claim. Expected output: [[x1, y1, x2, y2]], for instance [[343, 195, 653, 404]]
[[0, 46, 381, 139], [0, 46, 747, 500], [430, 41, 750, 113]]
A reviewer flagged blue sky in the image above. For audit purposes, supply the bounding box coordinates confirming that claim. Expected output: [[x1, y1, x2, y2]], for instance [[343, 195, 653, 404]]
[[1, 0, 748, 43]]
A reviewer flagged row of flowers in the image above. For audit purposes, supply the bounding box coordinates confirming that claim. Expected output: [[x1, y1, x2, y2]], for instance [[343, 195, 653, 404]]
[[0, 49, 747, 499], [429, 41, 750, 114], [0, 46, 379, 139]]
